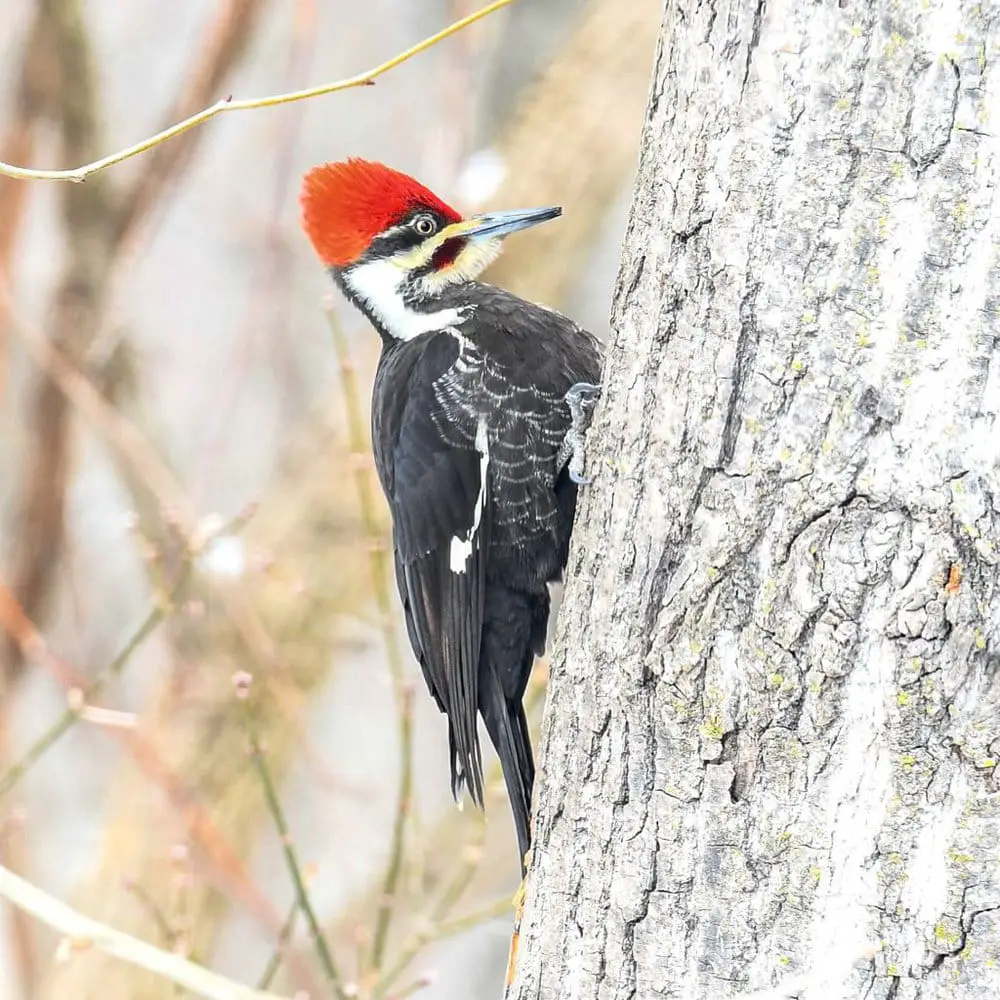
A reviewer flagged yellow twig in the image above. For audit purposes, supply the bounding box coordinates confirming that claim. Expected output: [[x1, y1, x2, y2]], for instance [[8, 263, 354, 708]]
[[256, 899, 300, 991], [237, 680, 345, 998], [0, 0, 516, 183], [0, 498, 259, 799], [373, 894, 512, 998], [0, 863, 290, 1000], [0, 565, 185, 799]]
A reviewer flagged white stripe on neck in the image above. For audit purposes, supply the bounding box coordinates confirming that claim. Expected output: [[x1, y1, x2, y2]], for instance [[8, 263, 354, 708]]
[[345, 258, 464, 341]]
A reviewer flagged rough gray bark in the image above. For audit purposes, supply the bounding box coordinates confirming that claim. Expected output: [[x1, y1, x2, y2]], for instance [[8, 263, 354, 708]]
[[511, 1, 1000, 998]]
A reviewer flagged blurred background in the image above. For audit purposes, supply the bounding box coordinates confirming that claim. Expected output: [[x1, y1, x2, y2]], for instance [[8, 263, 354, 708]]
[[0, 1, 659, 997]]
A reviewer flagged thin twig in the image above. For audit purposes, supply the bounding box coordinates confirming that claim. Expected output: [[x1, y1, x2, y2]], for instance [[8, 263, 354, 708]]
[[238, 684, 345, 998], [257, 899, 300, 990], [326, 306, 415, 971], [111, 0, 268, 250], [371, 683, 415, 968], [122, 879, 180, 949], [0, 562, 189, 799], [0, 286, 198, 532], [373, 895, 512, 998], [0, 863, 290, 1000], [368, 807, 493, 998], [2, 284, 311, 710], [0, 0, 516, 183], [0, 577, 296, 958], [0, 5, 51, 402], [0, 501, 258, 799], [386, 978, 433, 1000]]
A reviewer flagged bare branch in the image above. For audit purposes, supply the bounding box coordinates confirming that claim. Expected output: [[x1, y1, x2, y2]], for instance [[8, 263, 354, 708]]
[[112, 0, 268, 250], [1, 0, 117, 689], [0, 295, 199, 528], [0, 557, 191, 799], [0, 863, 292, 1000], [377, 897, 513, 1000], [0, 0, 516, 184], [237, 679, 345, 997], [0, 7, 54, 397], [257, 900, 299, 990], [370, 821, 501, 998]]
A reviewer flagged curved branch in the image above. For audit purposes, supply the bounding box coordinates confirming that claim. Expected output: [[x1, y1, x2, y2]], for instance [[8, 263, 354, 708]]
[[0, 0, 515, 183], [0, 864, 290, 1000]]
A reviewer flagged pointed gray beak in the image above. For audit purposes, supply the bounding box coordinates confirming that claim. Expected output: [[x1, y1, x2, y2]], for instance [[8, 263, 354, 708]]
[[462, 206, 562, 240]]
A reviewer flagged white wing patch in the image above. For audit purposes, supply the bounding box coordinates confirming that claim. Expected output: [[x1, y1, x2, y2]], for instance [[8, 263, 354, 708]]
[[449, 417, 489, 573], [345, 258, 465, 341]]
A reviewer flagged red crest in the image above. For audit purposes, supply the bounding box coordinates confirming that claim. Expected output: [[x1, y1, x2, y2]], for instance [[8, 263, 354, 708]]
[[300, 158, 462, 267]]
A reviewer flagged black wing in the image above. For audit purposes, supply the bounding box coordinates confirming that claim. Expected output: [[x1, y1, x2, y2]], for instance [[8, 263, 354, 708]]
[[375, 333, 489, 805]]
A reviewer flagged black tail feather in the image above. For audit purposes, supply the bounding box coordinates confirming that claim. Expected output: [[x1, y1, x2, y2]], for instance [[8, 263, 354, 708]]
[[441, 548, 485, 808], [480, 667, 534, 875], [509, 701, 535, 800]]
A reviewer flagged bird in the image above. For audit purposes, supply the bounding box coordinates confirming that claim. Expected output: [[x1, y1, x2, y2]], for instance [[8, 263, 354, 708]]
[[300, 157, 602, 872]]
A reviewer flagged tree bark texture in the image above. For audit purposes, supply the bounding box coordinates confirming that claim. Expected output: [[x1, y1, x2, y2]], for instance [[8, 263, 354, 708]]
[[511, 2, 1000, 999]]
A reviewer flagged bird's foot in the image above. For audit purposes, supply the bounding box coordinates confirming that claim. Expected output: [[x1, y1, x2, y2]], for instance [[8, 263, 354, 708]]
[[511, 847, 533, 909], [556, 382, 601, 485], [506, 849, 533, 989]]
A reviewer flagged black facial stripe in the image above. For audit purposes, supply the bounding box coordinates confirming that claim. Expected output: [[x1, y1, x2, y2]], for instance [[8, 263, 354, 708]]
[[411, 236, 466, 279], [358, 207, 455, 263], [364, 226, 420, 261]]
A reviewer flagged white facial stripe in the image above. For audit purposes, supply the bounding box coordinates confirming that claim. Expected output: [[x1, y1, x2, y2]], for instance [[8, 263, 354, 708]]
[[344, 258, 464, 341], [449, 417, 489, 573]]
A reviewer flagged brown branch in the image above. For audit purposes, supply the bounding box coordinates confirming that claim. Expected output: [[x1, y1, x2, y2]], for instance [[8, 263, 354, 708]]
[[38, 408, 370, 1000], [0, 557, 192, 800], [1, 0, 270, 694], [111, 0, 268, 252], [0, 569, 313, 982], [2, 308, 198, 523], [2, 0, 116, 691], [0, 576, 97, 691], [0, 9, 56, 399]]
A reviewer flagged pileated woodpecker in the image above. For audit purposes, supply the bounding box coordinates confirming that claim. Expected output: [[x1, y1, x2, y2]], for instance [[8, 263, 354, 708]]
[[300, 158, 602, 871]]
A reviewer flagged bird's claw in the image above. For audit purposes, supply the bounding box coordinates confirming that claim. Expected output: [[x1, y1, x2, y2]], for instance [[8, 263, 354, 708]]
[[506, 850, 532, 988], [565, 382, 601, 411], [556, 382, 601, 485]]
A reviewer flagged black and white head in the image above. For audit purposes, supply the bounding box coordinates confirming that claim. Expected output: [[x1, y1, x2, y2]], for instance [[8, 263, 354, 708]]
[[300, 157, 560, 339]]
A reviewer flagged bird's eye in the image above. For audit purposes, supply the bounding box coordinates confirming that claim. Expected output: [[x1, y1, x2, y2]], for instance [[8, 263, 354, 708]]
[[413, 215, 437, 236]]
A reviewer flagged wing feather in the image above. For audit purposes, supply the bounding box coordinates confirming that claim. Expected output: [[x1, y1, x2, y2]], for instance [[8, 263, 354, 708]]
[[383, 333, 490, 804], [372, 297, 602, 808]]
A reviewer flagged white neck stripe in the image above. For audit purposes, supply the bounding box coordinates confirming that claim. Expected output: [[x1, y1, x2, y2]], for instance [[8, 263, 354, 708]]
[[344, 258, 464, 341]]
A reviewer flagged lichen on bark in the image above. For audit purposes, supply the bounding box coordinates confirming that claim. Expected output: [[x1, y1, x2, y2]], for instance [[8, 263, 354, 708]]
[[510, 1, 1000, 998]]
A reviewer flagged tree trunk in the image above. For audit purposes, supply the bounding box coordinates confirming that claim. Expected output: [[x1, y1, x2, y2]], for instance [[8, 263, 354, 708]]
[[510, 1, 1000, 998]]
